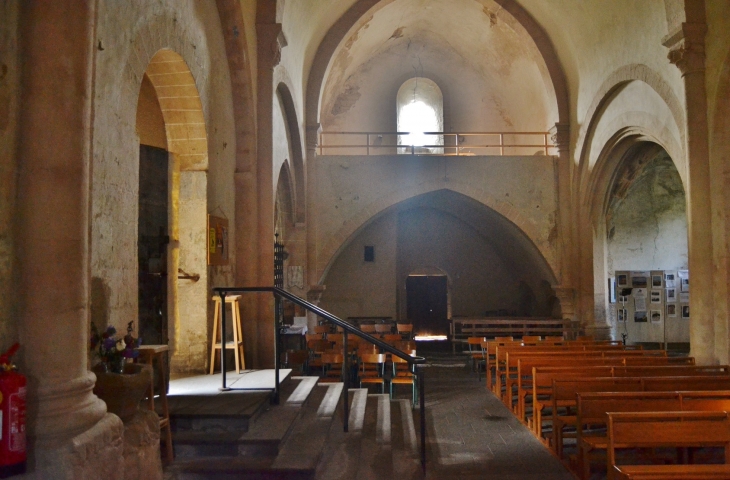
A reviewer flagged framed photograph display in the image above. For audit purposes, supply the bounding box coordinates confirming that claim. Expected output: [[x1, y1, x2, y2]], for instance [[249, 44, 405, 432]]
[[652, 275, 662, 288], [667, 304, 677, 317], [682, 305, 690, 319], [666, 288, 676, 302], [617, 274, 628, 287], [618, 308, 626, 323], [650, 310, 662, 324], [650, 290, 661, 304]]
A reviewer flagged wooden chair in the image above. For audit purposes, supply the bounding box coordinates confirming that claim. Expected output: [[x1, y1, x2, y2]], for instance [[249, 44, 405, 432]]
[[360, 324, 376, 334], [383, 334, 402, 345], [374, 324, 392, 337], [307, 339, 331, 373], [282, 349, 309, 375], [359, 353, 386, 393], [396, 323, 414, 340], [522, 335, 541, 342], [314, 325, 330, 338], [319, 352, 344, 383], [467, 337, 486, 380], [494, 336, 514, 342], [390, 355, 417, 406]]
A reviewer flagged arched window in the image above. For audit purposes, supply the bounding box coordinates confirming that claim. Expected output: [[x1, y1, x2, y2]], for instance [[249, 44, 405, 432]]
[[397, 78, 443, 154]]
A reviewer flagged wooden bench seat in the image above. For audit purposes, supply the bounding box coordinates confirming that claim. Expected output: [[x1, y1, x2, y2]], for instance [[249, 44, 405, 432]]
[[613, 464, 730, 480], [608, 411, 730, 480], [548, 376, 730, 457], [492, 343, 633, 397], [509, 353, 690, 418], [527, 363, 719, 431], [577, 391, 730, 480]]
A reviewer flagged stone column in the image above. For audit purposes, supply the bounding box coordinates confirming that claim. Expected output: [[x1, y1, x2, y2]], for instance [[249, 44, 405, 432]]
[[17, 2, 124, 477], [255, 20, 285, 367], [305, 123, 321, 291], [306, 285, 326, 331], [664, 21, 715, 364], [552, 286, 578, 340]]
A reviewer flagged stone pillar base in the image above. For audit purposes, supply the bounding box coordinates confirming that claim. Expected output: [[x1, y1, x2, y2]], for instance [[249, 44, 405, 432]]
[[123, 410, 162, 480], [28, 413, 124, 480], [583, 323, 613, 341]]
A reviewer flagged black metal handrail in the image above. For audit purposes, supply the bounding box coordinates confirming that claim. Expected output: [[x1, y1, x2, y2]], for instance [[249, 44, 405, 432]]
[[212, 286, 427, 472]]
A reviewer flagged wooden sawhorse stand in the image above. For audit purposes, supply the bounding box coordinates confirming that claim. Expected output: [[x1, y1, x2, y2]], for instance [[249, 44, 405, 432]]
[[210, 294, 245, 374], [136, 344, 173, 463]]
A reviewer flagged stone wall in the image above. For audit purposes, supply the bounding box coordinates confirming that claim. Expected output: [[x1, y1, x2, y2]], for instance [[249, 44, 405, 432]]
[[313, 155, 560, 285], [0, 1, 19, 354], [91, 0, 236, 373]]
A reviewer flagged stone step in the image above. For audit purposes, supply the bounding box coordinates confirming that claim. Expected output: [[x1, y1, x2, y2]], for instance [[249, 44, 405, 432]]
[[169, 376, 323, 461], [163, 456, 313, 480], [270, 382, 345, 472]]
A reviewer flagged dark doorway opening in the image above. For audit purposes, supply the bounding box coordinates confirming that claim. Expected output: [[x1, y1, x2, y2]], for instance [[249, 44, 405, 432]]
[[138, 145, 169, 346], [406, 275, 448, 337]]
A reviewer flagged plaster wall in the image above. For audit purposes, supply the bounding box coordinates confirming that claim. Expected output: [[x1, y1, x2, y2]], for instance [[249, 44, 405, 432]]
[[91, 0, 236, 372], [320, 212, 398, 320], [513, 0, 684, 155], [313, 155, 559, 284], [0, 1, 19, 353], [606, 155, 688, 275]]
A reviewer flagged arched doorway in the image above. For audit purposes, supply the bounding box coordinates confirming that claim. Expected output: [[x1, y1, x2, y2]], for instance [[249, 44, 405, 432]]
[[135, 49, 209, 372]]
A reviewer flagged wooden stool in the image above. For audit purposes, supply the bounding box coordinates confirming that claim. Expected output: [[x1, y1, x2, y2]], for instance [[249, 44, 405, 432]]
[[210, 295, 245, 374], [136, 345, 173, 463]]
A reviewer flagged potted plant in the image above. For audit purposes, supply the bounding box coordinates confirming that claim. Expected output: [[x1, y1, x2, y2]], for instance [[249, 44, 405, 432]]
[[90, 322, 151, 422]]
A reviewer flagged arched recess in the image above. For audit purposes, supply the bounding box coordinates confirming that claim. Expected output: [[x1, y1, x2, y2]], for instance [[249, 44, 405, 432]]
[[135, 49, 209, 372], [319, 189, 559, 324], [304, 0, 569, 146], [586, 130, 687, 340], [274, 161, 296, 241], [276, 83, 305, 223], [318, 179, 558, 284]]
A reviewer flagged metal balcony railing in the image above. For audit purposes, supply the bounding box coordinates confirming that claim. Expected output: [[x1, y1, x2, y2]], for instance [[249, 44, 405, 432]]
[[318, 131, 556, 156]]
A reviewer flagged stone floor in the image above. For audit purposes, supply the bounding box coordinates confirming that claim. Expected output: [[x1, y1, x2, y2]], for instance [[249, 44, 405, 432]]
[[418, 354, 574, 480]]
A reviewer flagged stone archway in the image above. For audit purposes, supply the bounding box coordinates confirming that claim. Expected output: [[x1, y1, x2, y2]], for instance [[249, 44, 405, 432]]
[[137, 49, 209, 373], [586, 132, 687, 344]]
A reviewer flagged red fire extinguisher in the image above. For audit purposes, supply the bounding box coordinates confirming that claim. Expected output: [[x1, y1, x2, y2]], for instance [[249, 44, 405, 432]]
[[0, 343, 26, 478]]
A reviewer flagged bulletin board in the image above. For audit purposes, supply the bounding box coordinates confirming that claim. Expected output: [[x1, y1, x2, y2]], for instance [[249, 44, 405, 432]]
[[207, 215, 229, 266]]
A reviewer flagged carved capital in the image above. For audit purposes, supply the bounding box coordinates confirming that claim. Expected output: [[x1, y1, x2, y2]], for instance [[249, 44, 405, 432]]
[[552, 285, 576, 317], [307, 284, 326, 304], [549, 122, 571, 156], [256, 23, 285, 70], [663, 22, 707, 76], [306, 123, 322, 156]]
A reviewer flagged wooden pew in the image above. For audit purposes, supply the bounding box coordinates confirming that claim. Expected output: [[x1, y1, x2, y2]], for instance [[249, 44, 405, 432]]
[[509, 352, 675, 418], [518, 357, 704, 430], [549, 376, 730, 457], [577, 391, 730, 480], [608, 411, 730, 480], [493, 343, 629, 397], [613, 464, 730, 479]]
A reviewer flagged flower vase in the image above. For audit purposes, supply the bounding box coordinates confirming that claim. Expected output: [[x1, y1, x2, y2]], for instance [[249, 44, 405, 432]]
[[92, 362, 152, 422]]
